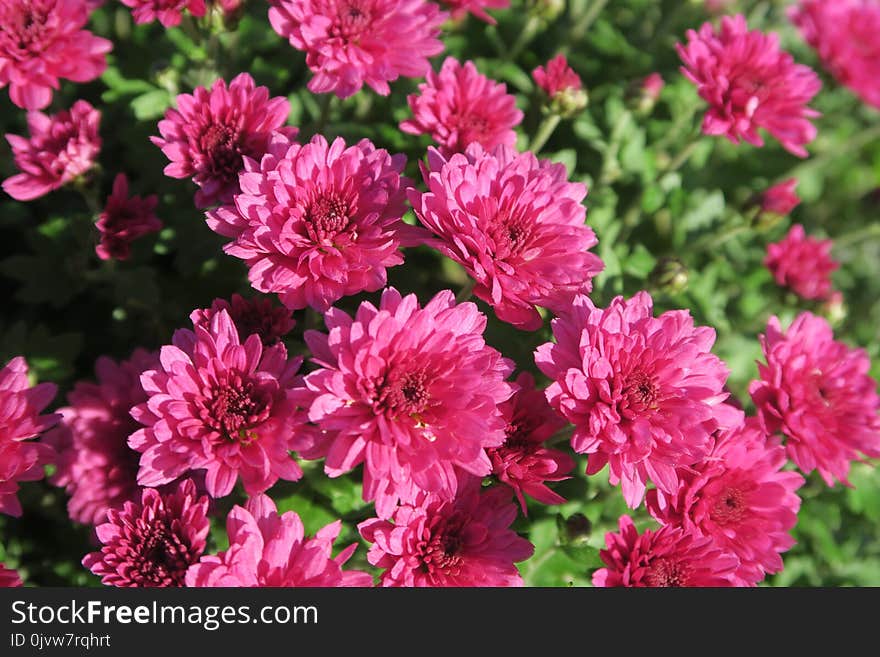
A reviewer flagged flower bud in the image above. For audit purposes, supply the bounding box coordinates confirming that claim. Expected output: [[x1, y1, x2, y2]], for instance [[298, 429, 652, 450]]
[[650, 257, 689, 295]]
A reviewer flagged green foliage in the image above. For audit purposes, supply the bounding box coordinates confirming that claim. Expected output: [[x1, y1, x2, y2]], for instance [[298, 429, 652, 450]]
[[1, 0, 878, 587]]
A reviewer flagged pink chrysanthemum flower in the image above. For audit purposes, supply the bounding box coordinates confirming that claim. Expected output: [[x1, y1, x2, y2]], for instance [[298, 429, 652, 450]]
[[641, 73, 665, 101], [129, 309, 312, 498], [120, 0, 206, 27], [212, 133, 424, 312], [400, 57, 523, 157], [790, 0, 880, 110], [0, 357, 58, 517], [151, 73, 295, 209], [749, 313, 880, 486], [677, 14, 821, 157], [0, 0, 111, 110], [764, 224, 838, 301], [441, 0, 508, 23], [593, 515, 739, 587], [95, 174, 162, 261], [410, 144, 602, 330], [647, 418, 804, 585], [186, 494, 372, 587], [535, 292, 739, 508], [190, 294, 295, 346], [488, 372, 574, 513], [268, 0, 446, 99], [82, 479, 209, 587], [532, 54, 582, 98], [43, 350, 158, 526], [759, 178, 800, 217], [359, 478, 534, 586], [3, 99, 101, 202], [0, 564, 22, 587], [297, 287, 514, 518]]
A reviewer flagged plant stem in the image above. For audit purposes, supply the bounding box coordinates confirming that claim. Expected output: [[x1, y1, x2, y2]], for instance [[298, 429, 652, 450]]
[[507, 15, 542, 62], [529, 114, 561, 155], [691, 222, 750, 252], [562, 0, 611, 55], [833, 223, 880, 250], [663, 135, 701, 174], [456, 278, 475, 304], [598, 109, 632, 185]]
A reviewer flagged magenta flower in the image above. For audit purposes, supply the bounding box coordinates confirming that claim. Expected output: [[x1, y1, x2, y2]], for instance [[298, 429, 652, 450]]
[[535, 292, 740, 508], [359, 478, 534, 586], [759, 178, 800, 217], [400, 57, 523, 157], [749, 313, 880, 486], [765, 224, 838, 301], [677, 14, 821, 157], [44, 350, 158, 526], [268, 0, 446, 99], [121, 0, 206, 27], [186, 494, 372, 587], [129, 309, 312, 498], [532, 54, 582, 98], [593, 515, 739, 587], [441, 0, 508, 24], [0, 357, 58, 517], [151, 73, 295, 209], [790, 0, 880, 110], [190, 294, 295, 346], [83, 479, 209, 587], [213, 134, 424, 312], [410, 144, 602, 330], [95, 174, 162, 261], [297, 287, 514, 518], [641, 73, 665, 102], [647, 419, 804, 585], [0, 564, 22, 587], [488, 372, 574, 513], [0, 0, 111, 110], [3, 100, 101, 201]]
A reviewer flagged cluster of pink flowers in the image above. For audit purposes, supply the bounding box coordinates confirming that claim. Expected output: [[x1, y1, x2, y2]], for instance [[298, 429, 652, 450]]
[[268, 0, 446, 98], [3, 100, 101, 201], [678, 14, 820, 157], [0, 0, 111, 110], [789, 0, 880, 110]]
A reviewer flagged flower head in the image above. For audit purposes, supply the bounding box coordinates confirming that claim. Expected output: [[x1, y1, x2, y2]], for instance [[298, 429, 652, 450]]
[[535, 292, 739, 508], [764, 224, 838, 301], [213, 134, 423, 312], [0, 564, 22, 587], [151, 73, 295, 208], [44, 350, 158, 526], [790, 0, 880, 110], [0, 0, 111, 110], [268, 0, 446, 99], [532, 54, 587, 116], [593, 515, 739, 587], [401, 57, 523, 157], [441, 0, 508, 24], [677, 14, 820, 157], [410, 143, 602, 330], [641, 73, 665, 101], [129, 309, 311, 498], [186, 494, 372, 587], [120, 0, 206, 27], [190, 294, 295, 346], [3, 100, 101, 201], [95, 174, 162, 261], [0, 357, 58, 517], [759, 178, 800, 217], [749, 313, 880, 485], [647, 418, 804, 585], [359, 478, 534, 586], [82, 479, 209, 587], [488, 372, 574, 513], [297, 287, 514, 518]]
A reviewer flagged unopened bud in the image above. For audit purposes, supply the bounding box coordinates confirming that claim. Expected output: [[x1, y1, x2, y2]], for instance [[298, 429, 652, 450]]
[[650, 257, 689, 295], [558, 513, 592, 546], [526, 0, 565, 22]]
